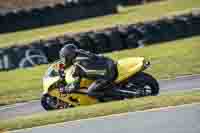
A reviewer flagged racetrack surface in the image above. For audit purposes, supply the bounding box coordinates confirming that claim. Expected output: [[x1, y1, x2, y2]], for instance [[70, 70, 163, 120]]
[[12, 103, 200, 133], [0, 75, 200, 120]]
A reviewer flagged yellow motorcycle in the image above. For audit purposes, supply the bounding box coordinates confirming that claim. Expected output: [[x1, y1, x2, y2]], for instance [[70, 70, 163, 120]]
[[41, 57, 159, 110]]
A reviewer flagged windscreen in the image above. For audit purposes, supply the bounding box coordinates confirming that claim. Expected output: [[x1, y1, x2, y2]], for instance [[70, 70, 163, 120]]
[[44, 60, 61, 78]]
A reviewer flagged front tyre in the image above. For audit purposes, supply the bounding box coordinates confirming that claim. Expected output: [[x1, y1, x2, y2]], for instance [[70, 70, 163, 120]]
[[41, 94, 57, 111], [126, 72, 159, 96], [41, 94, 71, 111]]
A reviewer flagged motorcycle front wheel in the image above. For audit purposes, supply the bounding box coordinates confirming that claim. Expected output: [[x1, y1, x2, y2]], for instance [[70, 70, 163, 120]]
[[41, 94, 71, 111]]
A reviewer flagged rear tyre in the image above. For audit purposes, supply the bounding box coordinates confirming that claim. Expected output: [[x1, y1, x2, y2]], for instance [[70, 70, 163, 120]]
[[126, 72, 159, 96]]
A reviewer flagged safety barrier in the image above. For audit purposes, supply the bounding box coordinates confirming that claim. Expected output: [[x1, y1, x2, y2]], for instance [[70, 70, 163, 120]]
[[0, 0, 117, 33], [118, 0, 163, 6], [0, 0, 166, 34], [0, 10, 199, 71]]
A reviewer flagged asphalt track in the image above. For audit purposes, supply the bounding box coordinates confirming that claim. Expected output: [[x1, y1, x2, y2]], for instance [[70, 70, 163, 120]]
[[1, 75, 200, 120], [12, 103, 200, 133]]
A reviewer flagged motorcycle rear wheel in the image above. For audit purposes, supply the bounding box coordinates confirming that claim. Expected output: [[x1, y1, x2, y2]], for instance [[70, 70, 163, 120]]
[[125, 72, 159, 96]]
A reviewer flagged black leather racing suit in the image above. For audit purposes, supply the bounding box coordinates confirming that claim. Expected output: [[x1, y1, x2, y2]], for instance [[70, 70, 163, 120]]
[[60, 49, 117, 98]]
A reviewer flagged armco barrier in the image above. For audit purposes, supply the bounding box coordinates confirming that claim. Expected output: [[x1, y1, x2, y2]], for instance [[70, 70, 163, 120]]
[[0, 10, 200, 71], [0, 0, 117, 33]]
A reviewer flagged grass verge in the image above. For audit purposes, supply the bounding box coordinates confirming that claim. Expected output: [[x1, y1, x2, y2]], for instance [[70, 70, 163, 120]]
[[0, 35, 200, 106], [0, 90, 200, 131], [0, 0, 200, 48]]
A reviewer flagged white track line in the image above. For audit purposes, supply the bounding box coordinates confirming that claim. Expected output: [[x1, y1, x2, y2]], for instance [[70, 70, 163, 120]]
[[160, 74, 200, 81], [0, 100, 39, 111], [161, 88, 200, 94]]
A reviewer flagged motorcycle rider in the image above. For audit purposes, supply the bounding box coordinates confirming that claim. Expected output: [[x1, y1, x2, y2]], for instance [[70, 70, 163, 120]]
[[58, 43, 118, 98]]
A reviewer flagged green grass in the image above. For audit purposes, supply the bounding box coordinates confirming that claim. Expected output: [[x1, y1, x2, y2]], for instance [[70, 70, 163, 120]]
[[1, 90, 200, 131], [0, 0, 200, 48], [0, 35, 200, 106]]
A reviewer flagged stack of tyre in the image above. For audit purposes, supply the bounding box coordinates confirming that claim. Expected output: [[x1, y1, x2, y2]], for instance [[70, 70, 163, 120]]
[[0, 10, 200, 71], [0, 0, 117, 33]]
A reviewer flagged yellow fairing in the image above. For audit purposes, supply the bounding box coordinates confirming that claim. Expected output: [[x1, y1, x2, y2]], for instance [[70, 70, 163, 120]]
[[115, 57, 144, 83], [48, 89, 98, 106], [64, 57, 145, 87], [43, 77, 59, 94]]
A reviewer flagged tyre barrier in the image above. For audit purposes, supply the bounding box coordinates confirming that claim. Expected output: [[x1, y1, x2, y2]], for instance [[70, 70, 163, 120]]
[[0, 0, 117, 34], [118, 0, 163, 6], [0, 10, 200, 71]]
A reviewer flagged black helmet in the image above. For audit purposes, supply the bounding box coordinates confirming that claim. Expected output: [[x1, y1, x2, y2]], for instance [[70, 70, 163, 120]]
[[59, 43, 78, 67]]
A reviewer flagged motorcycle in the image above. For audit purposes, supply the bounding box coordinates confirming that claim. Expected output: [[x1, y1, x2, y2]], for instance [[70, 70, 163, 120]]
[[41, 57, 159, 110]]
